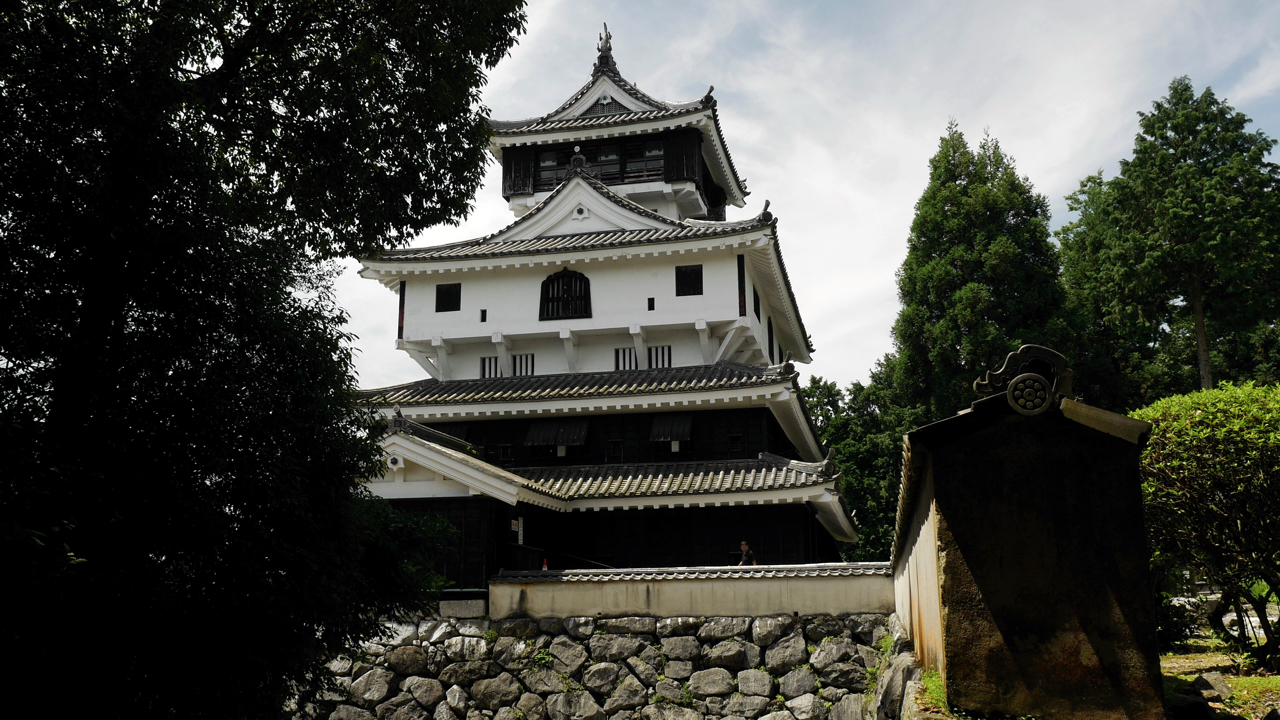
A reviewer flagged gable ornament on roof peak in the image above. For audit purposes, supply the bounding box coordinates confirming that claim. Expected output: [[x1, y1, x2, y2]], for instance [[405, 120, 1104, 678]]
[[593, 23, 617, 75]]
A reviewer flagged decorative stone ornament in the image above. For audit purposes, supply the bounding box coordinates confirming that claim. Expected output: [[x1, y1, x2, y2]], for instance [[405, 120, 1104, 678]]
[[1007, 373, 1051, 415], [972, 344, 1074, 414]]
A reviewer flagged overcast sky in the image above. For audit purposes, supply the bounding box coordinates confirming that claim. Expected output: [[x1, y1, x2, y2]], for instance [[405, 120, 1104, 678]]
[[338, 0, 1280, 392]]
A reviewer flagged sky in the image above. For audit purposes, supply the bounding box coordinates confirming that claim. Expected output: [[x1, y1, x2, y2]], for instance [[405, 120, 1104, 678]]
[[337, 0, 1280, 392]]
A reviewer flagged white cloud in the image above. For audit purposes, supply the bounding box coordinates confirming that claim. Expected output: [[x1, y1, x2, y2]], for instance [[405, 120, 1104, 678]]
[[338, 0, 1280, 393]]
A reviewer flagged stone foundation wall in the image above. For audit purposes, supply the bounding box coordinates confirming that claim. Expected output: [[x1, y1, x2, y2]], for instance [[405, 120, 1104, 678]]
[[321, 611, 921, 720]]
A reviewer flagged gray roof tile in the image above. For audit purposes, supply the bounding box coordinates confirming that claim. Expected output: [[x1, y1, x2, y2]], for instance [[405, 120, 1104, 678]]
[[491, 562, 891, 584], [361, 362, 793, 408]]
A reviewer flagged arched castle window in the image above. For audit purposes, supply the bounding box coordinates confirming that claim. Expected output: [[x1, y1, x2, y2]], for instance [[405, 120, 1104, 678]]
[[539, 268, 592, 320]]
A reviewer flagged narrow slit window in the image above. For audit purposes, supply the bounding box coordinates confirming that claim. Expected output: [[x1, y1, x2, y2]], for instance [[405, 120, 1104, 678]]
[[675, 265, 703, 296], [753, 288, 761, 321], [436, 283, 461, 313], [648, 345, 672, 369], [512, 353, 535, 377], [614, 347, 638, 371], [767, 317, 774, 363], [480, 309, 487, 322]]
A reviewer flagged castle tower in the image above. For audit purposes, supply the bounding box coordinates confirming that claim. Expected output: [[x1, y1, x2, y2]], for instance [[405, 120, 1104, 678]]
[[357, 28, 854, 592]]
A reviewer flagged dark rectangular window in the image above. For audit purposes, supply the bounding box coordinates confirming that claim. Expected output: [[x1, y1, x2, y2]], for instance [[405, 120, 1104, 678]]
[[647, 297, 655, 311], [480, 309, 487, 322], [397, 281, 406, 339], [607, 439, 626, 463], [675, 265, 703, 296], [737, 255, 746, 317], [767, 317, 774, 363], [480, 356, 499, 379], [753, 288, 760, 321], [436, 283, 461, 313], [728, 434, 745, 457]]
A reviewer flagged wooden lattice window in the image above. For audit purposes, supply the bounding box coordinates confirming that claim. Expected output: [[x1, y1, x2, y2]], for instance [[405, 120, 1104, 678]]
[[539, 269, 591, 320]]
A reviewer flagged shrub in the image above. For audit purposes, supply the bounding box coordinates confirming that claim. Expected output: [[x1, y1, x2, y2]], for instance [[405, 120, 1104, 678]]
[[1132, 383, 1280, 668]]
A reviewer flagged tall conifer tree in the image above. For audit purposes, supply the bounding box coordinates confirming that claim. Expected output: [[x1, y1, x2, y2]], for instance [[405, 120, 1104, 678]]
[[892, 122, 1063, 420]]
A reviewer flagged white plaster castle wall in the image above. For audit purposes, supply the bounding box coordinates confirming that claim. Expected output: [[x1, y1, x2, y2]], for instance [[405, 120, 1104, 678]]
[[400, 247, 783, 379]]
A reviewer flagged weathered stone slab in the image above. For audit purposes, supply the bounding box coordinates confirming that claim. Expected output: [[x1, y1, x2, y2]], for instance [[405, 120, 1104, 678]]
[[538, 618, 564, 636], [785, 694, 825, 720], [597, 617, 657, 635], [703, 639, 747, 669], [545, 692, 605, 720], [388, 646, 431, 675], [445, 637, 490, 663], [445, 684, 469, 712], [725, 695, 771, 719], [376, 691, 417, 719], [582, 662, 621, 695], [688, 668, 734, 697], [657, 617, 704, 638], [819, 664, 866, 693], [402, 677, 444, 709], [738, 669, 773, 697], [519, 668, 576, 695], [433, 702, 457, 720], [380, 621, 420, 647], [428, 624, 459, 645], [779, 666, 817, 699], [758, 712, 796, 720], [491, 637, 534, 671], [439, 661, 498, 686], [551, 636, 589, 676], [765, 634, 807, 675], [331, 706, 376, 720], [809, 639, 853, 672], [439, 600, 487, 618], [329, 656, 354, 676], [494, 618, 539, 638], [752, 616, 796, 648], [698, 617, 752, 642], [625, 656, 659, 687], [664, 660, 693, 679], [829, 691, 860, 720], [640, 704, 702, 720], [603, 675, 649, 712], [351, 667, 397, 709], [517, 693, 545, 720], [661, 636, 701, 661], [589, 634, 645, 662], [653, 678, 683, 703], [456, 619, 489, 638], [802, 616, 844, 643], [562, 617, 595, 639], [472, 673, 522, 710]]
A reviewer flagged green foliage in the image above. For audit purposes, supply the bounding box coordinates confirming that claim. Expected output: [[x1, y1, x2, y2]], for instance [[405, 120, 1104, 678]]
[[0, 2, 526, 719], [893, 121, 1065, 420], [920, 670, 947, 711], [800, 365, 926, 561], [483, 628, 499, 644], [1058, 77, 1280, 393], [680, 684, 696, 707], [533, 649, 554, 669], [1132, 382, 1280, 668]]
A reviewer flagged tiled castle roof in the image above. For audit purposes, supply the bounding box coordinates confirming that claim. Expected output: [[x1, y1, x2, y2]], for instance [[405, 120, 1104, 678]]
[[361, 362, 794, 408], [491, 562, 891, 583], [513, 452, 834, 502]]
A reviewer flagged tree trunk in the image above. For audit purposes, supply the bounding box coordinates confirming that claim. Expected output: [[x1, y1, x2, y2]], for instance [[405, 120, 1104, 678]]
[[1191, 276, 1213, 389]]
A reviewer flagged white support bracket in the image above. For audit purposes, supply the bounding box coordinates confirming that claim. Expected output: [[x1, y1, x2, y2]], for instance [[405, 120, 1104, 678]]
[[560, 328, 579, 373], [491, 332, 512, 377], [630, 324, 649, 370], [431, 336, 453, 381], [713, 319, 749, 363], [695, 319, 713, 364], [397, 339, 441, 380]]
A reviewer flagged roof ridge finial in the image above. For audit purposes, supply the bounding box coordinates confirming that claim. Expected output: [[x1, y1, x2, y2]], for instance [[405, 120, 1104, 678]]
[[594, 22, 616, 75]]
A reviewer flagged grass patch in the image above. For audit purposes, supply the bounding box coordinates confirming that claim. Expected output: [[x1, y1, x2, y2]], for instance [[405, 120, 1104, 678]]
[[920, 670, 947, 711]]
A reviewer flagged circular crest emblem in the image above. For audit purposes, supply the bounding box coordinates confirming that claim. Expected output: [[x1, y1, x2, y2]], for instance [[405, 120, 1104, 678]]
[[1007, 373, 1053, 415]]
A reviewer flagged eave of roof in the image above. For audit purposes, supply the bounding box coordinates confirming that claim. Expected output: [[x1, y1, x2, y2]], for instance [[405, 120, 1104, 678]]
[[491, 562, 891, 584], [511, 452, 834, 502], [360, 361, 795, 408], [363, 169, 767, 264]]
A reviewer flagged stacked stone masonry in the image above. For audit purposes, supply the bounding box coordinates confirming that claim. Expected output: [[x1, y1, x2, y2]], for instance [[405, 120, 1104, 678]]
[[321, 613, 923, 720]]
